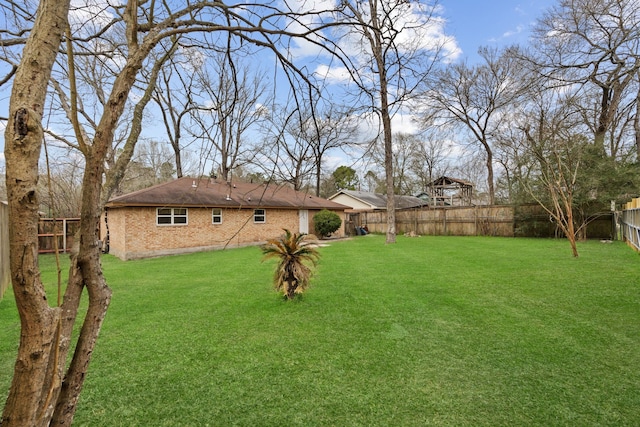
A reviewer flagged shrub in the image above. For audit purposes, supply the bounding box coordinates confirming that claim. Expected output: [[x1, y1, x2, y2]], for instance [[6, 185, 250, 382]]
[[313, 209, 342, 238], [261, 229, 320, 299]]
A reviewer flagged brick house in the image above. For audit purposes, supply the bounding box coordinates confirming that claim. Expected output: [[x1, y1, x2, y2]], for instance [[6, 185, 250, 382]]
[[102, 177, 348, 260]]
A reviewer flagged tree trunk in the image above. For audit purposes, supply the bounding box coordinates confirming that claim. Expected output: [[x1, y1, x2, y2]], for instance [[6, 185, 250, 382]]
[[480, 138, 495, 205], [635, 77, 640, 159], [2, 1, 71, 426], [565, 207, 579, 258], [377, 53, 395, 244], [383, 107, 396, 244]]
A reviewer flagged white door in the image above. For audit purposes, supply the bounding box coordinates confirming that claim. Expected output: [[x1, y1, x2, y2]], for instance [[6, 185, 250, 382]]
[[299, 210, 309, 234]]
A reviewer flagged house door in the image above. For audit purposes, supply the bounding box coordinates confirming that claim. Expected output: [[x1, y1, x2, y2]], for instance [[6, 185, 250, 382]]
[[299, 210, 309, 234]]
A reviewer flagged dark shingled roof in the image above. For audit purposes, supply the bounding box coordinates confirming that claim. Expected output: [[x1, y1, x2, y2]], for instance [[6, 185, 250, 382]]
[[106, 177, 348, 210]]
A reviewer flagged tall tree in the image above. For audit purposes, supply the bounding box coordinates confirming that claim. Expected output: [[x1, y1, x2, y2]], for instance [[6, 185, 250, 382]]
[[336, 0, 455, 243], [189, 52, 270, 182], [257, 104, 316, 190], [3, 1, 74, 425], [152, 49, 198, 178], [1, 1, 347, 425], [515, 87, 588, 257], [302, 106, 359, 196], [426, 47, 525, 204], [530, 0, 640, 155], [410, 127, 452, 193]]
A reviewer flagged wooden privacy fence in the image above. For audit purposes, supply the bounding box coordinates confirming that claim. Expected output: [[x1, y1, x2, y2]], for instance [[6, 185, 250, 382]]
[[0, 215, 80, 300], [0, 202, 9, 300], [346, 204, 615, 239], [620, 198, 640, 252], [38, 218, 80, 254]]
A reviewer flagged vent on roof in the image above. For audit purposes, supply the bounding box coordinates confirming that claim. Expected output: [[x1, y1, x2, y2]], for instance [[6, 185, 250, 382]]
[[192, 180, 197, 188], [226, 195, 232, 201]]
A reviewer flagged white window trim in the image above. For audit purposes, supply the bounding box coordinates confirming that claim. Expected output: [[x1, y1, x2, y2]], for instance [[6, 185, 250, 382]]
[[212, 208, 223, 224], [254, 208, 266, 223], [156, 207, 188, 226]]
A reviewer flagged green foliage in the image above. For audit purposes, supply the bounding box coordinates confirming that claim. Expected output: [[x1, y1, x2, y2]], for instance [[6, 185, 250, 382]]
[[576, 145, 640, 205], [332, 165, 359, 191], [261, 229, 320, 299], [313, 209, 342, 238]]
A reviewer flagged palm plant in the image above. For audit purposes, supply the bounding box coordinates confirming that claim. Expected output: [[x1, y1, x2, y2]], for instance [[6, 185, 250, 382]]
[[261, 229, 320, 299]]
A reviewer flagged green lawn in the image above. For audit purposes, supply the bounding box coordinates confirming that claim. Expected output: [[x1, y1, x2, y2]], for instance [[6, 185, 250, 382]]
[[1, 235, 639, 426]]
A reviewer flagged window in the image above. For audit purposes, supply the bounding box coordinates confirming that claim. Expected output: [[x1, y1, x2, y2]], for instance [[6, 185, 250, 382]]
[[212, 208, 222, 224], [157, 208, 187, 225], [254, 209, 266, 223]]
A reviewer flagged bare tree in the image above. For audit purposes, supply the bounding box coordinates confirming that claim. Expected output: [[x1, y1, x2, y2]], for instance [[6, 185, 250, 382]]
[[410, 125, 452, 193], [530, 0, 640, 155], [425, 47, 525, 204], [38, 148, 84, 217], [504, 69, 614, 257], [3, 1, 75, 426], [519, 105, 587, 257], [257, 104, 316, 190], [152, 49, 199, 178], [187, 52, 269, 181], [335, 0, 455, 243], [369, 132, 421, 195], [114, 139, 175, 195], [306, 107, 359, 196], [1, 1, 350, 425]]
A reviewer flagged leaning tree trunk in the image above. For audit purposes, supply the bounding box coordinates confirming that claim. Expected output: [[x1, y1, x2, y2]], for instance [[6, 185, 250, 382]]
[[50, 149, 112, 426], [1, 1, 71, 426]]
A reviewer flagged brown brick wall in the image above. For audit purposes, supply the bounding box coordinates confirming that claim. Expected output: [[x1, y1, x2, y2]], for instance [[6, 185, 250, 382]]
[[103, 206, 344, 260]]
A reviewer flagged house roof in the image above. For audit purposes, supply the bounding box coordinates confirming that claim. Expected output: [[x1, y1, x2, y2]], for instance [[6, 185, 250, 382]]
[[328, 190, 428, 210], [106, 177, 348, 211]]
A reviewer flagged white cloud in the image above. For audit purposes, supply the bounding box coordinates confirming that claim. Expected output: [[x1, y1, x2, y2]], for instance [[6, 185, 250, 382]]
[[69, 0, 121, 33], [391, 113, 420, 135], [314, 64, 352, 84], [281, 0, 339, 59], [502, 25, 525, 39]]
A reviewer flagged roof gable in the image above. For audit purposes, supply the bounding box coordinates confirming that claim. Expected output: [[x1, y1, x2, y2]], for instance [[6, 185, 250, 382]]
[[329, 190, 428, 210]]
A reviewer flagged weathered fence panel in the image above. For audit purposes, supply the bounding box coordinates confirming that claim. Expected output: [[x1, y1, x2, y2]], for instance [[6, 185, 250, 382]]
[[0, 202, 9, 299], [38, 218, 80, 254], [347, 204, 614, 239], [620, 198, 640, 252]]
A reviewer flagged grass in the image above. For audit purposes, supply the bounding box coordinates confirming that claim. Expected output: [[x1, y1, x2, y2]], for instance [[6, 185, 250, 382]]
[[1, 235, 639, 426]]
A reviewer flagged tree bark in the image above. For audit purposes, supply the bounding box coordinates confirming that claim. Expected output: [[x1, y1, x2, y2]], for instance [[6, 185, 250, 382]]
[[2, 1, 71, 426], [51, 150, 112, 426], [635, 76, 640, 159]]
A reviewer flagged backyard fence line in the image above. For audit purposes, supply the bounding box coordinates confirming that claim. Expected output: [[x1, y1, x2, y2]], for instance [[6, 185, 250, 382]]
[[620, 198, 640, 253], [346, 204, 615, 240], [0, 216, 80, 300], [0, 202, 9, 300], [37, 218, 80, 254]]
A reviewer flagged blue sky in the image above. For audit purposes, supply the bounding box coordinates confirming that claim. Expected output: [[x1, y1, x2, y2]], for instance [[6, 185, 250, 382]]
[[0, 1, 559, 169], [440, 0, 556, 62]]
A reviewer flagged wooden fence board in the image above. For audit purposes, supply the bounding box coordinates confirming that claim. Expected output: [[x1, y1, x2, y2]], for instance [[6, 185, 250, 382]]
[[347, 205, 614, 240], [38, 218, 80, 254]]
